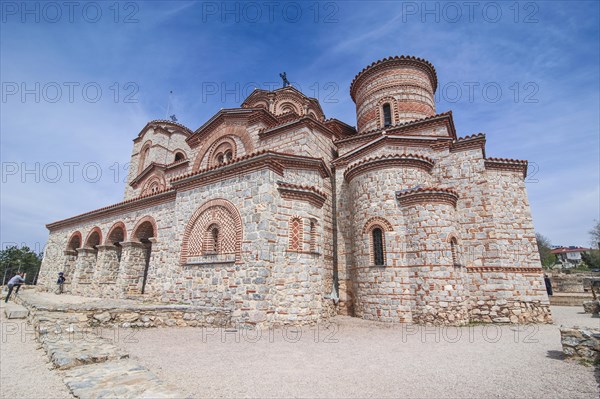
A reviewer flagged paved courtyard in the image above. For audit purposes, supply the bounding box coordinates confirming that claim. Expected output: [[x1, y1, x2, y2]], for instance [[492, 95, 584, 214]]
[[1, 295, 598, 398], [114, 306, 599, 398]]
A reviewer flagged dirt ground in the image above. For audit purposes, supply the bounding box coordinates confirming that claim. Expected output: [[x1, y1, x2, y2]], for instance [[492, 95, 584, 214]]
[[1, 294, 598, 399], [111, 306, 599, 398]]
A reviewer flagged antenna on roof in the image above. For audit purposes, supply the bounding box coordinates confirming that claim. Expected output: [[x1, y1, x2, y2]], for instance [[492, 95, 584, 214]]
[[165, 90, 177, 122]]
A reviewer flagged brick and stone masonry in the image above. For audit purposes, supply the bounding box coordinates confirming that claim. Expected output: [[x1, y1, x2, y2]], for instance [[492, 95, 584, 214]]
[[37, 55, 552, 326]]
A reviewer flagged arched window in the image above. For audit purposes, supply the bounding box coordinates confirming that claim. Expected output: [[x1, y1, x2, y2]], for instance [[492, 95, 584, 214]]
[[138, 141, 152, 174], [224, 150, 233, 162], [211, 226, 219, 254], [382, 103, 392, 127], [450, 237, 460, 266], [174, 152, 185, 162], [372, 228, 385, 266]]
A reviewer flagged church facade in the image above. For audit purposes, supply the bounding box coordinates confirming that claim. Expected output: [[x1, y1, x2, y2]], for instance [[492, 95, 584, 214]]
[[38, 56, 552, 325]]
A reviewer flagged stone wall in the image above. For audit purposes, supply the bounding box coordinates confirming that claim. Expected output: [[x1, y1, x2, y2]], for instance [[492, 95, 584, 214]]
[[560, 327, 600, 365]]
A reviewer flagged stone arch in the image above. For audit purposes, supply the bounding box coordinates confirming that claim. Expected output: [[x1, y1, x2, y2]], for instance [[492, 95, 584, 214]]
[[376, 97, 399, 129], [173, 149, 187, 162], [277, 101, 300, 115], [84, 227, 102, 249], [180, 198, 243, 264], [192, 128, 254, 172], [67, 231, 82, 251], [141, 174, 166, 196], [207, 137, 237, 167], [132, 216, 157, 243], [138, 140, 153, 174], [361, 217, 394, 235], [361, 217, 393, 267], [449, 235, 461, 266], [105, 222, 127, 244]]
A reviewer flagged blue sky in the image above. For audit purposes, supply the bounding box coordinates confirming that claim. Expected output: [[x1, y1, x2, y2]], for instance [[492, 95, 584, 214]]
[[1, 1, 599, 252]]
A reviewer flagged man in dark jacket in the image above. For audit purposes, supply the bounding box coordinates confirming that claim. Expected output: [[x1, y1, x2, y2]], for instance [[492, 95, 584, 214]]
[[56, 272, 66, 294]]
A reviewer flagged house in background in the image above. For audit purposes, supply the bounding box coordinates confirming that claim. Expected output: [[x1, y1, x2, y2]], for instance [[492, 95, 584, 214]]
[[551, 246, 592, 268]]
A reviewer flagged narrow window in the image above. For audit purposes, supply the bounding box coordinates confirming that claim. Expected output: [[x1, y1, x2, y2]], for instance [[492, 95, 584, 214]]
[[224, 150, 233, 162], [382, 103, 392, 127], [372, 228, 385, 266], [309, 221, 317, 252], [451, 237, 459, 266], [174, 152, 185, 162], [217, 153, 224, 164], [289, 217, 302, 251], [211, 227, 219, 253], [143, 147, 150, 166]]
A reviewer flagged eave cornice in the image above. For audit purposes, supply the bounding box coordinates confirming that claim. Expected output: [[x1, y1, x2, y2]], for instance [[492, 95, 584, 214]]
[[46, 189, 176, 231], [344, 154, 435, 182]]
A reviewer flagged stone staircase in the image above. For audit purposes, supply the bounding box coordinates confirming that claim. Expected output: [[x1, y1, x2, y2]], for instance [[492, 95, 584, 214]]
[[16, 298, 186, 398]]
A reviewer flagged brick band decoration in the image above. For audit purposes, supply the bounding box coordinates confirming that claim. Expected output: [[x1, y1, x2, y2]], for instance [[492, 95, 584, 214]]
[[277, 181, 327, 208], [484, 157, 528, 178], [396, 187, 459, 208], [344, 153, 435, 182]]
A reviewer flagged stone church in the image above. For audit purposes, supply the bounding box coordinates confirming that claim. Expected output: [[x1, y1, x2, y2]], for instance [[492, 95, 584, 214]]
[[38, 56, 552, 325]]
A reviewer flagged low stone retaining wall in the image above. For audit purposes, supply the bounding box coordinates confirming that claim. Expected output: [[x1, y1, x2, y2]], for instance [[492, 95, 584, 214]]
[[582, 300, 600, 315], [15, 296, 232, 333], [551, 273, 597, 293], [560, 327, 600, 365], [469, 300, 553, 324]]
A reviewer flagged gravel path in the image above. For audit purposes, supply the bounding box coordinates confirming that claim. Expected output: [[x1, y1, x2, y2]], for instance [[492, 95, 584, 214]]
[[0, 301, 73, 399], [115, 306, 599, 398]]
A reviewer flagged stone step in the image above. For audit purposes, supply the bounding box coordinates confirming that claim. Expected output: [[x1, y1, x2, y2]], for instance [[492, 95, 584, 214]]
[[549, 294, 594, 306], [63, 359, 185, 399], [4, 303, 29, 319], [41, 332, 129, 370]]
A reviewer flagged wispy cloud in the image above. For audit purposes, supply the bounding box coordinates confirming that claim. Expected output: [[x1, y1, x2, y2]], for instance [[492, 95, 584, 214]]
[[1, 1, 598, 248]]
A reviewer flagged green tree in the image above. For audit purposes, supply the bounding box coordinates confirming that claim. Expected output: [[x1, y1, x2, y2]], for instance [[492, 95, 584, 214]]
[[581, 251, 600, 269], [582, 220, 600, 269], [535, 233, 555, 268], [0, 246, 43, 285], [589, 220, 600, 249]]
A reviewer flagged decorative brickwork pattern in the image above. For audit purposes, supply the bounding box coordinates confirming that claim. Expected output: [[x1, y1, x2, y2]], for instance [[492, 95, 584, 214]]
[[180, 199, 243, 264], [288, 216, 303, 252]]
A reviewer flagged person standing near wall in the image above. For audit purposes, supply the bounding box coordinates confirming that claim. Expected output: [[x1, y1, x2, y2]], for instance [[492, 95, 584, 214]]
[[56, 272, 65, 294], [4, 272, 26, 303]]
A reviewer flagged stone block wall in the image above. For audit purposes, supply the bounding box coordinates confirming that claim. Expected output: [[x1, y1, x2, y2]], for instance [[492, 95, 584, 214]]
[[560, 327, 600, 364]]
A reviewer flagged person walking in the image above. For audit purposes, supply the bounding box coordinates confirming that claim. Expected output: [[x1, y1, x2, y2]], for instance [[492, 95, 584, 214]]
[[56, 272, 66, 294], [4, 272, 26, 303]]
